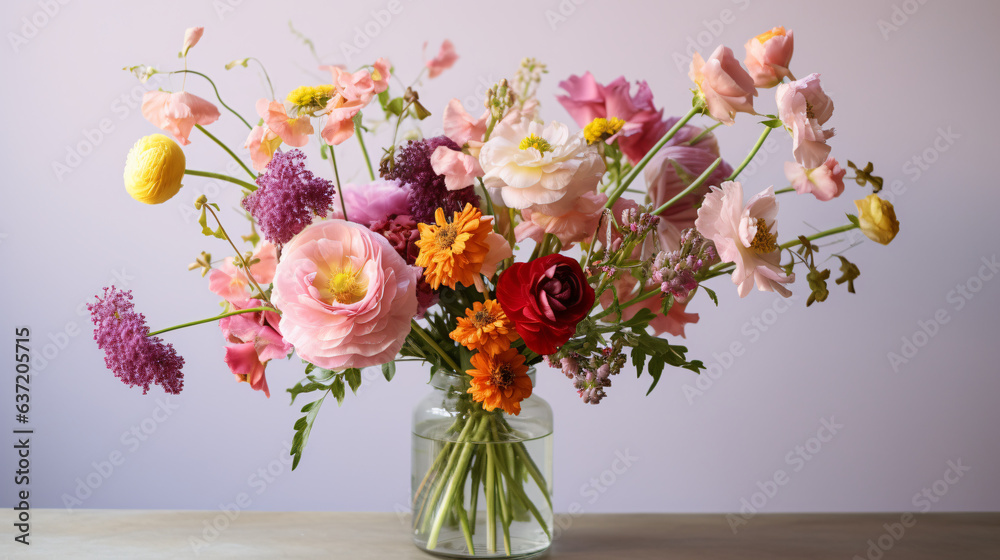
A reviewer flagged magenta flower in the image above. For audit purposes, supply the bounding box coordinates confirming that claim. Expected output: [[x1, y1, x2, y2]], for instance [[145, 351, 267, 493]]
[[87, 286, 185, 395], [220, 299, 291, 399]]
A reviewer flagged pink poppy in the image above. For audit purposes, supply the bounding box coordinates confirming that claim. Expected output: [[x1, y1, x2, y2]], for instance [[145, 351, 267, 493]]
[[744, 27, 795, 88], [784, 157, 846, 201], [430, 146, 483, 191], [141, 90, 221, 145], [442, 98, 488, 147], [256, 98, 313, 147], [689, 45, 757, 125], [776, 73, 835, 169]]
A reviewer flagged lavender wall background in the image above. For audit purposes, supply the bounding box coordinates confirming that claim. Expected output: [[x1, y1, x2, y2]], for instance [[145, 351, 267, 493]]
[[2, 0, 998, 522]]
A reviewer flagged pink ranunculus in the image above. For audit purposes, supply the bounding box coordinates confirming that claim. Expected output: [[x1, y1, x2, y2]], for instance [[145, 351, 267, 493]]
[[556, 72, 668, 164], [744, 27, 795, 88], [430, 146, 483, 191], [141, 90, 221, 145], [220, 298, 291, 398], [372, 57, 391, 94], [689, 45, 758, 125], [272, 219, 419, 370], [776, 73, 835, 169], [182, 27, 204, 56], [320, 94, 365, 145], [256, 98, 313, 147], [442, 98, 488, 146], [425, 39, 458, 78], [515, 191, 607, 249], [695, 181, 794, 298], [645, 146, 734, 233], [331, 179, 411, 228], [208, 242, 278, 305], [244, 125, 282, 172], [784, 157, 846, 202]]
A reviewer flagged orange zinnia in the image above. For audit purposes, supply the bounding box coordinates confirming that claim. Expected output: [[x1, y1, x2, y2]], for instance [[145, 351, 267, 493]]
[[450, 299, 520, 355], [415, 204, 494, 290], [467, 348, 533, 415]]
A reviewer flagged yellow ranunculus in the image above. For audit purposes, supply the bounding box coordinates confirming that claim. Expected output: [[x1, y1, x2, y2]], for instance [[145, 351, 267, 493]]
[[854, 194, 899, 245], [123, 134, 186, 204]]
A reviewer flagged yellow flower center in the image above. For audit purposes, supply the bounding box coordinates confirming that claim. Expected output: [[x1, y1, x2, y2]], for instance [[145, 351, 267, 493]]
[[490, 363, 515, 390], [583, 117, 625, 145], [371, 68, 382, 81], [518, 133, 551, 153], [327, 265, 368, 304], [287, 85, 335, 110], [749, 218, 778, 254], [755, 26, 787, 43], [434, 225, 459, 250]]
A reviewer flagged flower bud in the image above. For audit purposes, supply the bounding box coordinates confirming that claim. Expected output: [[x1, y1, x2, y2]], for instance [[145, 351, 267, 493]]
[[854, 194, 899, 245]]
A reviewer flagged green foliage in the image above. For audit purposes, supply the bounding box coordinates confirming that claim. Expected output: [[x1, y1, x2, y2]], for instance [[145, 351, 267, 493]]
[[847, 160, 884, 193], [835, 256, 860, 293], [382, 361, 396, 382]]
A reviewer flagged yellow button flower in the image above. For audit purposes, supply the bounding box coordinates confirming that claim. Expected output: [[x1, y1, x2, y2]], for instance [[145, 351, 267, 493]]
[[854, 194, 899, 245], [123, 134, 186, 204]]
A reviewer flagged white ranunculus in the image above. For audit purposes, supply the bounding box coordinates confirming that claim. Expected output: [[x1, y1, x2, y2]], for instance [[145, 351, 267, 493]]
[[479, 117, 605, 215]]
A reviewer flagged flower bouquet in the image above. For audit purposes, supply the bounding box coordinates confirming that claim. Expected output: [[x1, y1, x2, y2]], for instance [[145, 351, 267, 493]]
[[90, 25, 898, 558]]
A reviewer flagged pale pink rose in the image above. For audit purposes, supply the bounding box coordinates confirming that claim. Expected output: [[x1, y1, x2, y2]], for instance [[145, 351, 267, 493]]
[[208, 242, 278, 304], [744, 27, 795, 88], [141, 90, 221, 145], [430, 146, 483, 191], [244, 125, 282, 172], [320, 95, 365, 145], [695, 181, 794, 298], [689, 45, 757, 125], [256, 98, 313, 147], [784, 157, 846, 202], [425, 39, 458, 78], [182, 27, 204, 56], [273, 219, 418, 370], [372, 57, 391, 94], [515, 191, 607, 249], [220, 298, 291, 398], [557, 72, 668, 164], [330, 179, 411, 227], [645, 146, 734, 232], [776, 73, 835, 168], [442, 98, 488, 146]]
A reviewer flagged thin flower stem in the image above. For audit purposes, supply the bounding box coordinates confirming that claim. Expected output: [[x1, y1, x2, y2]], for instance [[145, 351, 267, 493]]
[[604, 105, 701, 209], [410, 320, 462, 373], [248, 58, 276, 100], [686, 121, 722, 146], [593, 288, 661, 321], [170, 70, 253, 130], [427, 418, 489, 549], [204, 205, 272, 306], [727, 126, 772, 181], [356, 128, 376, 180], [421, 419, 475, 534], [195, 124, 256, 179], [651, 157, 722, 216], [779, 223, 859, 250], [485, 440, 497, 553], [775, 186, 795, 194], [184, 169, 257, 191], [326, 144, 349, 222], [147, 307, 273, 337]]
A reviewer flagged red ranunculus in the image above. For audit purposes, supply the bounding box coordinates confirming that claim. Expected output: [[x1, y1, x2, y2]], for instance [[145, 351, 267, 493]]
[[497, 254, 595, 355]]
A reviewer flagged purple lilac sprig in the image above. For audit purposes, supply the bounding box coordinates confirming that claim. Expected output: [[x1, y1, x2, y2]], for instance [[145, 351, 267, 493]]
[[381, 136, 480, 224], [241, 149, 336, 246], [546, 343, 628, 405], [87, 286, 185, 395], [651, 228, 719, 300]]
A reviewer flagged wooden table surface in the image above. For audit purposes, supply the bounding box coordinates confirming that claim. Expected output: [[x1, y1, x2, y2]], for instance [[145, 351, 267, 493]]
[[6, 510, 998, 559]]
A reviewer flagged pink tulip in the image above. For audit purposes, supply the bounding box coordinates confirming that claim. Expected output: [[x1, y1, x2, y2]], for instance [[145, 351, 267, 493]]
[[141, 90, 220, 145], [689, 45, 757, 125], [784, 157, 846, 201], [776, 73, 835, 168], [745, 27, 795, 88], [425, 39, 458, 78]]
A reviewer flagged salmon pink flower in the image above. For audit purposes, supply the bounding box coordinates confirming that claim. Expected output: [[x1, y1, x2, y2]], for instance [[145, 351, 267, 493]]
[[372, 58, 391, 94], [321, 94, 365, 145], [776, 73, 835, 168], [220, 299, 291, 398], [744, 27, 795, 88], [425, 39, 458, 78], [442, 98, 488, 147], [208, 242, 278, 306], [141, 90, 220, 145], [430, 146, 483, 191], [181, 26, 204, 56], [689, 45, 757, 125], [256, 98, 313, 147], [515, 191, 607, 249], [599, 274, 700, 338], [244, 125, 282, 172], [784, 157, 846, 201], [272, 219, 419, 370], [695, 181, 794, 297]]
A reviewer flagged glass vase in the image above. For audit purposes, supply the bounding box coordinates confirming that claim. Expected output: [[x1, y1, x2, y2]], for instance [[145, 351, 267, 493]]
[[412, 368, 553, 558]]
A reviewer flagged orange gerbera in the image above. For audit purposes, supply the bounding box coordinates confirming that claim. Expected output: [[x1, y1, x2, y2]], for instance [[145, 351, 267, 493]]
[[415, 204, 494, 290], [467, 348, 533, 415], [450, 299, 520, 354]]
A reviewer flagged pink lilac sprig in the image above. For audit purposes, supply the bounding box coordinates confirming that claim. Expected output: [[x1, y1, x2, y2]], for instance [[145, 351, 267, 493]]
[[650, 228, 720, 300], [620, 207, 660, 238], [241, 149, 336, 246], [547, 343, 628, 405], [87, 286, 185, 395]]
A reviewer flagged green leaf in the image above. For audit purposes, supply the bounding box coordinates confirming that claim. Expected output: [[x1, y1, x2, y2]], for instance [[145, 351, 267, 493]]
[[377, 90, 390, 109], [846, 213, 860, 227], [386, 97, 404, 116], [287, 378, 332, 405], [382, 361, 396, 382], [352, 111, 366, 132], [622, 307, 655, 332], [412, 100, 432, 120], [646, 356, 665, 396], [759, 118, 783, 128], [345, 368, 362, 395], [289, 389, 330, 470], [631, 346, 647, 377], [306, 366, 337, 383], [702, 286, 719, 306], [331, 376, 346, 406]]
